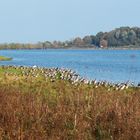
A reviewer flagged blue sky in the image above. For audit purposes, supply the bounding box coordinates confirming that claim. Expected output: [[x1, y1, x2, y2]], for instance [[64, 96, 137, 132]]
[[0, 0, 139, 43]]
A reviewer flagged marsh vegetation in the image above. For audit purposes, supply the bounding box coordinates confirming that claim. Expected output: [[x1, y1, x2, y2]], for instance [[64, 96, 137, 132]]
[[0, 66, 140, 139], [0, 56, 12, 61]]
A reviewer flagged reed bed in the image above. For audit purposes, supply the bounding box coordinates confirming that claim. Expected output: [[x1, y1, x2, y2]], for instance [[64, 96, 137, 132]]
[[0, 67, 140, 140]]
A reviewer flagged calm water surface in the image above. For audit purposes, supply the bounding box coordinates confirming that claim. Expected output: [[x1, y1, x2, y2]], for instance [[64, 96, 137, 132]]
[[0, 49, 140, 84]]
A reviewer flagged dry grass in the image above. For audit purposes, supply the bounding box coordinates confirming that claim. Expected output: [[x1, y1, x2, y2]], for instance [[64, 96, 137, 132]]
[[0, 72, 140, 139]]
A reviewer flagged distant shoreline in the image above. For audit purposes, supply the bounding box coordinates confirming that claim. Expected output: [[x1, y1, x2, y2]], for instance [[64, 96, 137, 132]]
[[0, 47, 140, 50]]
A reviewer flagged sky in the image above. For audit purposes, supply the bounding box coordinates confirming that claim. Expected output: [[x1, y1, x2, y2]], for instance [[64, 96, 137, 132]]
[[0, 0, 140, 43]]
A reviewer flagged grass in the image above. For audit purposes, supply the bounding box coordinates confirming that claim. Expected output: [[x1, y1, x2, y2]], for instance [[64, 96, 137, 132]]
[[0, 66, 140, 139], [0, 56, 12, 61]]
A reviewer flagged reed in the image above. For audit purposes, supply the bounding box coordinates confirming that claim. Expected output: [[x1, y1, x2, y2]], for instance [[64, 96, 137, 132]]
[[0, 67, 140, 140]]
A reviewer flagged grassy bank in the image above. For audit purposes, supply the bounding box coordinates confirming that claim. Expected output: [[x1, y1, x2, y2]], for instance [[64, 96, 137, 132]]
[[0, 66, 140, 139], [0, 56, 12, 61]]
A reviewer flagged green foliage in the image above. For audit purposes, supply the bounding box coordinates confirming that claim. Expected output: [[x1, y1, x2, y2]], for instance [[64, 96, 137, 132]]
[[56, 72, 62, 79], [0, 56, 12, 61]]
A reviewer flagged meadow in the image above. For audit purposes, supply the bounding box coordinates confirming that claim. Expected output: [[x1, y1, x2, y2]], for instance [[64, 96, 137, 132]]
[[0, 66, 140, 140]]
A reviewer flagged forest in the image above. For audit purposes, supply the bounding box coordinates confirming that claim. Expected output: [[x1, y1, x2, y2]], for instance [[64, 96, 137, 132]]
[[0, 27, 140, 49]]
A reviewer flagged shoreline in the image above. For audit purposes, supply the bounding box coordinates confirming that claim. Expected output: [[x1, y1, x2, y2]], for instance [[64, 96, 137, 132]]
[[0, 46, 140, 50], [1, 65, 139, 89]]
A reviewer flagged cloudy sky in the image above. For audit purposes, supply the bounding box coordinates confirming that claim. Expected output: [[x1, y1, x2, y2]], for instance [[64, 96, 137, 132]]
[[0, 0, 139, 43]]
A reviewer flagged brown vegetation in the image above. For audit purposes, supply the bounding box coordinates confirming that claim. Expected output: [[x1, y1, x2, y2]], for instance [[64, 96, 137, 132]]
[[0, 70, 140, 139]]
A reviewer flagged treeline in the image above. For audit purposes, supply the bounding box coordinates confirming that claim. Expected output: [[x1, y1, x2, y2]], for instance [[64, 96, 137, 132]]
[[0, 27, 140, 49], [68, 26, 140, 48], [95, 27, 140, 47]]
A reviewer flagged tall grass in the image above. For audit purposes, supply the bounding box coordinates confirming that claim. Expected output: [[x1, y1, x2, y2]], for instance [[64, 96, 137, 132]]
[[0, 72, 140, 139]]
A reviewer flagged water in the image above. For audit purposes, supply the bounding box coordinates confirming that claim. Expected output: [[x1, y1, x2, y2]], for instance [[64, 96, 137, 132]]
[[0, 49, 140, 84]]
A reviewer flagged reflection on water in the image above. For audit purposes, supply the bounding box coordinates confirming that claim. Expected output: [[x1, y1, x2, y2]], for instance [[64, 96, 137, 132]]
[[0, 49, 140, 84]]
